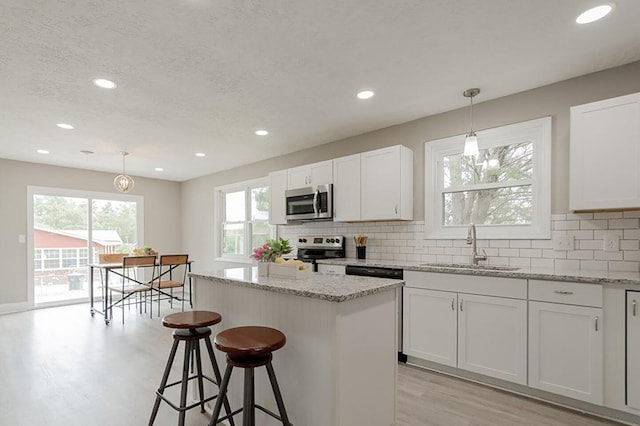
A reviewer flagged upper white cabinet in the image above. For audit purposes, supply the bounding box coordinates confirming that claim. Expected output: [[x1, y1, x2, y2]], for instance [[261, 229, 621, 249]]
[[360, 145, 413, 221], [269, 170, 287, 225], [287, 160, 333, 189], [528, 280, 603, 404], [332, 154, 361, 222], [628, 291, 640, 410], [570, 92, 640, 211]]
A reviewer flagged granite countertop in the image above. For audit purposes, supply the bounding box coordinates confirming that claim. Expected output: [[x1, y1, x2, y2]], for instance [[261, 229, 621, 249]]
[[190, 266, 404, 302], [317, 258, 640, 287]]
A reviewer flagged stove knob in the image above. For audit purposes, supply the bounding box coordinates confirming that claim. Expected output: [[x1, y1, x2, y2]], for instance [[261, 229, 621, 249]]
[[335, 238, 340, 244], [330, 238, 335, 243], [298, 238, 303, 243], [325, 238, 330, 243], [302, 238, 307, 243]]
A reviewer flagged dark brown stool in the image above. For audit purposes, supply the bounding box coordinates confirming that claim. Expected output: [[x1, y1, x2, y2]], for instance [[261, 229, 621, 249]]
[[208, 326, 292, 426], [149, 311, 235, 426]]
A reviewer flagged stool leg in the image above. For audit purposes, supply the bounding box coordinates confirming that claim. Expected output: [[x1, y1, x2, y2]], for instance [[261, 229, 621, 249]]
[[204, 337, 236, 426], [209, 364, 234, 426], [149, 339, 180, 426], [243, 367, 255, 426], [193, 339, 206, 412], [178, 339, 192, 426], [265, 362, 291, 426]]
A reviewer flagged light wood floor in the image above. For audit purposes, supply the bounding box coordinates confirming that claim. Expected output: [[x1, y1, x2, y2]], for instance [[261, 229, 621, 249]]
[[0, 304, 624, 426]]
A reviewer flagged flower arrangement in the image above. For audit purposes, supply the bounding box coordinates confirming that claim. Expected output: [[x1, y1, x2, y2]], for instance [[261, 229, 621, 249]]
[[133, 245, 158, 256], [252, 237, 292, 262]]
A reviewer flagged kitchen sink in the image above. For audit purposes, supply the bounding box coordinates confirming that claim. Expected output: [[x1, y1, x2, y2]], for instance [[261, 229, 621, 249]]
[[420, 263, 520, 271]]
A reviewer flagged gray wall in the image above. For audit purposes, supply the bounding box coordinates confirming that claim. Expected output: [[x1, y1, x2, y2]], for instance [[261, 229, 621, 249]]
[[181, 60, 640, 270], [0, 158, 181, 309]]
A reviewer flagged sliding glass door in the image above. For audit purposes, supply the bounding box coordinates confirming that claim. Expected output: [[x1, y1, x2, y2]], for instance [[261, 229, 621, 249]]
[[29, 187, 142, 307]]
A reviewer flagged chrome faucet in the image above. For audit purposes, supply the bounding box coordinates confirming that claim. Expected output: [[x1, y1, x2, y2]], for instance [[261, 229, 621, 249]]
[[466, 223, 487, 265]]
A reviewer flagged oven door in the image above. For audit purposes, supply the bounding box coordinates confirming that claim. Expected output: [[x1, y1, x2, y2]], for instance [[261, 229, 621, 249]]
[[285, 184, 332, 221]]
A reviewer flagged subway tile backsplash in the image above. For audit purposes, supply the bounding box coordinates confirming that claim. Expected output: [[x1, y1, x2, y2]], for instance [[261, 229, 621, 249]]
[[278, 212, 640, 272]]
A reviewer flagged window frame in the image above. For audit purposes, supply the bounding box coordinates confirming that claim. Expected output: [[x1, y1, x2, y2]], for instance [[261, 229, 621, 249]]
[[425, 116, 551, 240], [215, 177, 275, 262]]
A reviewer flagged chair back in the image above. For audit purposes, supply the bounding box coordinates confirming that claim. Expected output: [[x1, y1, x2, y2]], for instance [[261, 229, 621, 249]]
[[159, 254, 189, 266], [123, 255, 157, 268], [99, 253, 127, 264]]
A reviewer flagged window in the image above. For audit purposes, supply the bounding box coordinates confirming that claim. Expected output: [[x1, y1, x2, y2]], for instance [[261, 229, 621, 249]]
[[217, 178, 276, 261], [425, 117, 551, 239]]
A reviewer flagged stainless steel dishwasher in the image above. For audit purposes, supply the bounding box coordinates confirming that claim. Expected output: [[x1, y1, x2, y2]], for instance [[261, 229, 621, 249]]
[[345, 265, 406, 362]]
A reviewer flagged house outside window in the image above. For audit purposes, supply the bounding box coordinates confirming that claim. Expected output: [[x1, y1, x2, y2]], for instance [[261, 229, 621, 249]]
[[217, 178, 276, 261], [425, 117, 551, 239]]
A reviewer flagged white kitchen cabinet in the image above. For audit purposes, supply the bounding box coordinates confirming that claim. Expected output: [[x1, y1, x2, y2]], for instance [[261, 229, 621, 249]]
[[361, 145, 413, 221], [403, 271, 527, 384], [332, 154, 361, 221], [317, 264, 346, 275], [287, 160, 333, 189], [628, 291, 640, 410], [458, 293, 527, 384], [570, 92, 640, 210], [268, 170, 287, 225], [403, 287, 457, 367], [528, 280, 603, 405]]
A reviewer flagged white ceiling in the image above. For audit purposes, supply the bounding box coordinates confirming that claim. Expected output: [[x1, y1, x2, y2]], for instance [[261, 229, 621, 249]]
[[2, 0, 640, 182]]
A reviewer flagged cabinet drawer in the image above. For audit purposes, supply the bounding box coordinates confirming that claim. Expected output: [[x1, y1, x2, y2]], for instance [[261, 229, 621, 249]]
[[529, 280, 602, 307], [317, 264, 346, 275]]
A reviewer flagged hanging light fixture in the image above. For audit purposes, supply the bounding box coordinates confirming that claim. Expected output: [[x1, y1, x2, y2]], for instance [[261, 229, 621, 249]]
[[463, 88, 480, 157], [114, 151, 135, 192]]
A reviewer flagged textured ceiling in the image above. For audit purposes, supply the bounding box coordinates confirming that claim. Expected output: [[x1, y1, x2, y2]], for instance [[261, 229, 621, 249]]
[[2, 0, 640, 181]]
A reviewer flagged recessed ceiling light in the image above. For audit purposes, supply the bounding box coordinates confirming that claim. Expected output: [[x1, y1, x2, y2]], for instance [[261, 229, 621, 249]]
[[37, 149, 49, 154], [576, 4, 613, 24], [357, 90, 375, 100], [195, 152, 206, 157], [57, 123, 74, 130], [154, 167, 164, 172], [255, 129, 269, 136], [93, 78, 117, 89]]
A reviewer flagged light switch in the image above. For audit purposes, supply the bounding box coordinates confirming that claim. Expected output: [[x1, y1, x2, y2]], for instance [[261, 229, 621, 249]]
[[18, 234, 26, 244], [603, 231, 620, 252]]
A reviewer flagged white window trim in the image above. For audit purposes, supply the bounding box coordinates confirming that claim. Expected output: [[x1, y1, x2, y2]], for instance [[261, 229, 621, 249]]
[[214, 177, 271, 263], [425, 116, 551, 240]]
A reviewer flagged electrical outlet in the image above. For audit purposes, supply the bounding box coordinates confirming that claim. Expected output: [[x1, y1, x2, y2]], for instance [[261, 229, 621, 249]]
[[603, 232, 620, 252], [553, 235, 574, 251], [18, 234, 25, 244]]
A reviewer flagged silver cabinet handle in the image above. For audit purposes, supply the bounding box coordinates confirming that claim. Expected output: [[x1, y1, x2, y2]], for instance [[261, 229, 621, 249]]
[[595, 316, 599, 332], [554, 290, 574, 295], [451, 299, 455, 311], [634, 299, 637, 317], [459, 300, 463, 312], [395, 205, 398, 214]]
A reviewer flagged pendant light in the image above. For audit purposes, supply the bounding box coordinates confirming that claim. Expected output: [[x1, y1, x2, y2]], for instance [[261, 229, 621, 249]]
[[463, 88, 480, 157], [114, 151, 135, 193]]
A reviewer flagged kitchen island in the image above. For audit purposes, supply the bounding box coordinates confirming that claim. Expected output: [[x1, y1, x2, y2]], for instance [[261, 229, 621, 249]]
[[191, 266, 404, 426]]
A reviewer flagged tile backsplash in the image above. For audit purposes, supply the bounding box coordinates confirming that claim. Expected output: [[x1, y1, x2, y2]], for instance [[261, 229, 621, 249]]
[[279, 211, 640, 272]]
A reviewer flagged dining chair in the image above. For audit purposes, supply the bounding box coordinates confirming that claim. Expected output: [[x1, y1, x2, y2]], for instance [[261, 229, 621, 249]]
[[150, 254, 189, 318], [108, 255, 156, 324]]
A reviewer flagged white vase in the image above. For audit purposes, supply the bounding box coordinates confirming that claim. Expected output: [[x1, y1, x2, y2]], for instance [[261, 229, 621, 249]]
[[258, 262, 269, 277]]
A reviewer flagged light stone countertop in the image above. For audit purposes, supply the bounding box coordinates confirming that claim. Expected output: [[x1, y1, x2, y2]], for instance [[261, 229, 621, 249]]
[[317, 258, 640, 288], [190, 266, 404, 302]]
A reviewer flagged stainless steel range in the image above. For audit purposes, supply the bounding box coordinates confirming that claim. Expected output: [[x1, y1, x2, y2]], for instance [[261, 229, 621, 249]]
[[295, 235, 345, 271]]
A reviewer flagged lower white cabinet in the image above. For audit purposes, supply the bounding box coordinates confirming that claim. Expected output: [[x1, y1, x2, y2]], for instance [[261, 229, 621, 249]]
[[403, 273, 527, 385], [628, 291, 640, 410], [528, 301, 603, 404]]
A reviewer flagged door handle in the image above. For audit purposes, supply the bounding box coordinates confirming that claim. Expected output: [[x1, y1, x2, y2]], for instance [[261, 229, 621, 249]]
[[313, 189, 319, 216], [459, 300, 463, 312], [451, 298, 455, 311], [634, 299, 637, 317], [554, 290, 574, 295], [595, 316, 599, 332]]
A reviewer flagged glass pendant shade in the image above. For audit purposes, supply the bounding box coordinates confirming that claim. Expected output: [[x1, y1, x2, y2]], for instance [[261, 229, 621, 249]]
[[114, 151, 135, 192], [464, 133, 479, 157]]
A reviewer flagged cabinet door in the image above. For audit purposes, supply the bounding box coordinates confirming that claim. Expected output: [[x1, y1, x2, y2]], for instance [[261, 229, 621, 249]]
[[287, 165, 310, 189], [333, 154, 361, 221], [309, 160, 333, 185], [628, 291, 640, 410], [458, 294, 527, 385], [361, 146, 401, 220], [529, 301, 603, 404], [570, 92, 640, 210], [403, 287, 457, 367], [268, 170, 287, 225]]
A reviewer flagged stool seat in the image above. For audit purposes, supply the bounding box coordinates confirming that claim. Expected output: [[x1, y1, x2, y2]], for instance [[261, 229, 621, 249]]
[[214, 326, 286, 358], [162, 310, 221, 329]]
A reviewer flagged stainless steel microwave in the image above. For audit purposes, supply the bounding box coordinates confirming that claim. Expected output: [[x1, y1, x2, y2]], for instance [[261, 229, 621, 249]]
[[285, 184, 333, 222]]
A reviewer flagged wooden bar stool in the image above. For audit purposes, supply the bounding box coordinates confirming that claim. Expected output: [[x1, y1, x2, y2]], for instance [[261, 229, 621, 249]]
[[149, 311, 235, 426], [208, 326, 292, 426]]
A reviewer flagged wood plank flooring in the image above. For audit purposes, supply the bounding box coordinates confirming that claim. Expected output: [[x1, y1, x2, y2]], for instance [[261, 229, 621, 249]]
[[0, 304, 625, 426]]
